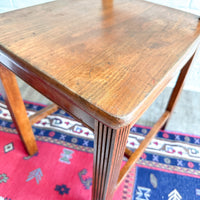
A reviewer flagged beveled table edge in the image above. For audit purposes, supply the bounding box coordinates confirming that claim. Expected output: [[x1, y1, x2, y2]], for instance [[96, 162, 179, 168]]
[[0, 35, 200, 130]]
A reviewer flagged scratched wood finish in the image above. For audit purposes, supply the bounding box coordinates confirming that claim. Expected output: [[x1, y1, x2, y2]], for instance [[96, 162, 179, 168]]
[[93, 120, 130, 200], [0, 63, 38, 155], [0, 0, 200, 128]]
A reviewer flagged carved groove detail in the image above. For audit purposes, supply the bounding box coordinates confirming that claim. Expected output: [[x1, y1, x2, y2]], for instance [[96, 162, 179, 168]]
[[92, 120, 130, 200]]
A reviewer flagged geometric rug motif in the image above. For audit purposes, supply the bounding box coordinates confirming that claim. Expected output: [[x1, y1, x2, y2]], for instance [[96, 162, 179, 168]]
[[130, 125, 200, 200], [0, 95, 200, 199], [0, 96, 134, 200]]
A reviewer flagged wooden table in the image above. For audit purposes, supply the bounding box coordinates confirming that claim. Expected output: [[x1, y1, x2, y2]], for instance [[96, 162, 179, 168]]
[[0, 0, 200, 199]]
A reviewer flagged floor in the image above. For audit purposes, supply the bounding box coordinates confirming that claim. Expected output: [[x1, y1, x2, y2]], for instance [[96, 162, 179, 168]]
[[1, 0, 200, 135]]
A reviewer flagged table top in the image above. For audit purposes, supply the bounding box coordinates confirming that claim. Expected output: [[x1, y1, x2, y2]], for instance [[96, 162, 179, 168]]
[[0, 0, 200, 128]]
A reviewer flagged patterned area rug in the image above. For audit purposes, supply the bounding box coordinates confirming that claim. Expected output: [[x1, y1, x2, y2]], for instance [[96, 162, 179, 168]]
[[130, 126, 200, 199], [0, 96, 200, 200], [0, 96, 134, 200]]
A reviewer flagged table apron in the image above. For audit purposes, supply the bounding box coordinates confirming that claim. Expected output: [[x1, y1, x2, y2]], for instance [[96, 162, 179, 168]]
[[0, 52, 95, 131]]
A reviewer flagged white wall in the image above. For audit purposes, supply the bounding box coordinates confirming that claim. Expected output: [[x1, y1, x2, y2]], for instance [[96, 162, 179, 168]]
[[146, 0, 200, 15], [0, 0, 54, 13]]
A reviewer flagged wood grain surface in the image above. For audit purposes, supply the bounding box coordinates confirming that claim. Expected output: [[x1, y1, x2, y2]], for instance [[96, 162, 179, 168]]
[[0, 0, 200, 128]]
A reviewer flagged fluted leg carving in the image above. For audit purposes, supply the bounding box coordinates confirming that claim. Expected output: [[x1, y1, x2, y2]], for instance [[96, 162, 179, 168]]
[[92, 120, 130, 200]]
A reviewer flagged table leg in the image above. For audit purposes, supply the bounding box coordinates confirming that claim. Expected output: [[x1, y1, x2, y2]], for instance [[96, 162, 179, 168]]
[[92, 120, 130, 200], [162, 54, 194, 130], [0, 63, 38, 155]]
